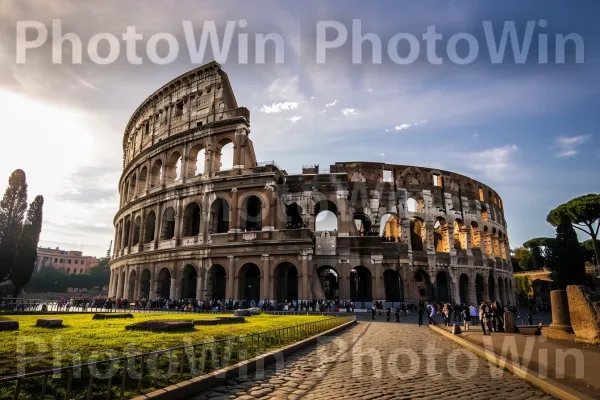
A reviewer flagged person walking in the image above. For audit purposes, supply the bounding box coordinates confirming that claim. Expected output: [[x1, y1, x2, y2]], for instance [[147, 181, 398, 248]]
[[371, 304, 376, 320], [386, 307, 391, 322], [395, 307, 400, 322], [462, 307, 471, 332], [479, 304, 487, 335], [470, 304, 479, 325], [442, 303, 450, 326], [427, 302, 437, 325], [418, 303, 425, 326]]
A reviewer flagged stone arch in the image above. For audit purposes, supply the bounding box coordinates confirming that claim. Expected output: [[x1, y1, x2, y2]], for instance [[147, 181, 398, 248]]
[[453, 219, 465, 250], [380, 213, 400, 241], [286, 202, 303, 229], [314, 200, 338, 231], [156, 267, 171, 299], [481, 204, 489, 222], [181, 264, 198, 299], [410, 217, 425, 250], [138, 167, 148, 195], [150, 159, 163, 188], [144, 210, 156, 244], [123, 218, 131, 248], [471, 221, 480, 248], [317, 265, 339, 300], [498, 276, 506, 305], [161, 207, 176, 240], [128, 174, 137, 201], [350, 266, 372, 302], [273, 262, 299, 303], [459, 273, 469, 305], [217, 138, 234, 171], [483, 226, 493, 257], [139, 268, 151, 299], [488, 273, 496, 302], [206, 264, 227, 300], [413, 269, 433, 301], [240, 194, 263, 231], [383, 268, 403, 302], [407, 197, 419, 213], [165, 150, 182, 183], [182, 202, 201, 237], [127, 269, 137, 299], [436, 271, 452, 303], [122, 182, 129, 206], [353, 212, 372, 236], [238, 263, 261, 302], [475, 274, 485, 304], [209, 197, 230, 233], [434, 217, 449, 252], [492, 227, 500, 257], [132, 215, 141, 245], [188, 144, 206, 178]]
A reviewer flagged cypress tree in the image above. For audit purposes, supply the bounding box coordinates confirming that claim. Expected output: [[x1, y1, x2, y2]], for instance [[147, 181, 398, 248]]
[[10, 196, 44, 295], [0, 170, 28, 282], [548, 212, 586, 289]]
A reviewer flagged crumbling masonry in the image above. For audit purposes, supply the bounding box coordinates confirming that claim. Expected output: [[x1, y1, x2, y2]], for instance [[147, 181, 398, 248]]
[[108, 62, 516, 307]]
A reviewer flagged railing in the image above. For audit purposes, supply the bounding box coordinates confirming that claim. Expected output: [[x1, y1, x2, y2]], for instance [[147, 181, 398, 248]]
[[0, 316, 352, 399]]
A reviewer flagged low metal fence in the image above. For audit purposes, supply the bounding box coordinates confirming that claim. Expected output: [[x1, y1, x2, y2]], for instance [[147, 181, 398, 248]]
[[0, 315, 353, 399]]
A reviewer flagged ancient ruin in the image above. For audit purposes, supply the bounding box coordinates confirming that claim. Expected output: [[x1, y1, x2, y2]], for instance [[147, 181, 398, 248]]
[[108, 62, 515, 306]]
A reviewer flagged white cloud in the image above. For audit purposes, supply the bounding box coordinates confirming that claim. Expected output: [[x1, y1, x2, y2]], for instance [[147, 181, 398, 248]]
[[259, 102, 299, 113], [287, 116, 302, 123], [325, 100, 338, 107], [472, 133, 479, 138], [394, 120, 427, 131], [452, 144, 520, 183], [555, 135, 591, 157], [341, 108, 356, 116]]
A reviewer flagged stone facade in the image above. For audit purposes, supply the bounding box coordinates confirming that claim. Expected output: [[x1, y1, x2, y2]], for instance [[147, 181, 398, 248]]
[[108, 62, 516, 306]]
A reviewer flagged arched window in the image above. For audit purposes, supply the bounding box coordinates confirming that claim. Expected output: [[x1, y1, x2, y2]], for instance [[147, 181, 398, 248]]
[[315, 200, 338, 231], [161, 207, 176, 240], [144, 211, 156, 243], [218, 140, 234, 171], [471, 221, 480, 248], [453, 219, 464, 250], [166, 151, 182, 183], [128, 175, 137, 201], [407, 198, 418, 213], [183, 202, 201, 237], [433, 217, 449, 252], [410, 217, 424, 250], [353, 213, 372, 236], [132, 216, 141, 245], [150, 159, 163, 188], [241, 195, 262, 231], [209, 198, 230, 233], [188, 145, 206, 178], [380, 213, 400, 241], [286, 203, 303, 229], [138, 167, 148, 195]]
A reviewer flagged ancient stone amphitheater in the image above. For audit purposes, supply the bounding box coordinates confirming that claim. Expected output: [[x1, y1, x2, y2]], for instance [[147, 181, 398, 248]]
[[108, 62, 515, 307]]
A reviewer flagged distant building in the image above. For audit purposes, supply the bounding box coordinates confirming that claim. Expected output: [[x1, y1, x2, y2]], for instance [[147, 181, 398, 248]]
[[35, 247, 99, 275]]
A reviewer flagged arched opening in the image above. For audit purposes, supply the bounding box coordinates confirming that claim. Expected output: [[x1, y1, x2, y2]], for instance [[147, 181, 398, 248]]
[[188, 145, 206, 178], [476, 274, 485, 304], [181, 265, 198, 299], [488, 274, 496, 302], [122, 183, 129, 205], [505, 277, 511, 304], [127, 269, 137, 299], [144, 211, 156, 244], [140, 269, 151, 299], [161, 207, 176, 240], [459, 274, 469, 305], [166, 151, 182, 183], [273, 262, 298, 303], [471, 221, 480, 248], [150, 159, 163, 188], [157, 268, 171, 299], [218, 140, 234, 171], [492, 228, 500, 258], [183, 202, 201, 237], [116, 224, 123, 253], [407, 198, 418, 213], [209, 198, 230, 233], [138, 167, 148, 195], [380, 213, 400, 241], [434, 218, 449, 252], [383, 269, 403, 301], [317, 266, 339, 300], [436, 271, 451, 303], [353, 213, 372, 236], [241, 195, 262, 231], [454, 219, 464, 250], [286, 202, 303, 229], [314, 200, 338, 231], [206, 265, 227, 300], [410, 217, 424, 250], [498, 277, 506, 305], [132, 216, 141, 245], [350, 266, 372, 302], [238, 263, 261, 302], [414, 269, 433, 301], [481, 205, 489, 222], [123, 218, 131, 248], [483, 226, 493, 257], [128, 175, 137, 201]]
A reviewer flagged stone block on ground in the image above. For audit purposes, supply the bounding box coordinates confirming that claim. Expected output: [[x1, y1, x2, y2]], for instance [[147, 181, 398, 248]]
[[36, 319, 63, 327], [248, 307, 261, 315], [126, 320, 194, 332], [0, 320, 19, 331], [217, 316, 246, 323], [234, 309, 252, 317], [566, 285, 600, 342], [193, 316, 246, 326], [452, 324, 462, 335], [193, 319, 221, 326], [504, 311, 516, 333], [92, 313, 134, 320]]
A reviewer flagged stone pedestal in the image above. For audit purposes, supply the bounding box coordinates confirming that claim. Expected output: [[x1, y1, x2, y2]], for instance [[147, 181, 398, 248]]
[[504, 311, 516, 333], [550, 290, 573, 332]]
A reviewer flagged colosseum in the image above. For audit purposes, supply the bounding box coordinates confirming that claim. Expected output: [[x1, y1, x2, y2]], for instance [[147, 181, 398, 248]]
[[108, 62, 516, 307]]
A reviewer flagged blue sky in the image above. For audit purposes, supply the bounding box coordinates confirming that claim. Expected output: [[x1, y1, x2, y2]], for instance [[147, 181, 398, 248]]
[[0, 0, 598, 256]]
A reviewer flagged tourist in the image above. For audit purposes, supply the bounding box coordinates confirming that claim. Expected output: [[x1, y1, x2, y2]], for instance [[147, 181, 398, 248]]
[[371, 304, 376, 320], [462, 307, 471, 332], [395, 307, 400, 322], [469, 304, 479, 325], [386, 307, 391, 322], [417, 303, 425, 326], [427, 302, 436, 325], [442, 303, 450, 326], [479, 303, 487, 335]]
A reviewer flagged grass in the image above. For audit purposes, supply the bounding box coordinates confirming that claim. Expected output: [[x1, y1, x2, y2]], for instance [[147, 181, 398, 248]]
[[0, 313, 329, 377]]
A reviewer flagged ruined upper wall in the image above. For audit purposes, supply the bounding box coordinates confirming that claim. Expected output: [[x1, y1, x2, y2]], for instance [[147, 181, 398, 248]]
[[121, 61, 247, 170]]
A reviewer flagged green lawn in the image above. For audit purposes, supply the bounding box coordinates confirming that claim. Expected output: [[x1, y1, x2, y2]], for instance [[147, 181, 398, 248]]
[[0, 313, 329, 376]]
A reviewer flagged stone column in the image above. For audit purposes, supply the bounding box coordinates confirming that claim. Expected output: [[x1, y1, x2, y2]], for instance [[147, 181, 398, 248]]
[[108, 270, 114, 297], [169, 278, 176, 300], [262, 186, 274, 230], [261, 255, 271, 301], [549, 290, 573, 331], [154, 204, 162, 247], [173, 199, 182, 245], [453, 278, 461, 304], [227, 256, 236, 300], [196, 276, 203, 300], [134, 267, 141, 299], [230, 188, 239, 232], [373, 257, 383, 300], [120, 219, 127, 255], [336, 190, 350, 236], [116, 268, 123, 298], [127, 216, 134, 253], [150, 278, 157, 299], [301, 254, 309, 301]]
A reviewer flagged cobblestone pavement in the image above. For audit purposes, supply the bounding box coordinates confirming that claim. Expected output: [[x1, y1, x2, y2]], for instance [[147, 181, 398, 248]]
[[190, 322, 554, 400]]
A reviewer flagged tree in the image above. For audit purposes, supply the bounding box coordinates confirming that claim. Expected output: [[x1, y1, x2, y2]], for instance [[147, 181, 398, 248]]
[[10, 196, 44, 295], [523, 237, 556, 270], [0, 170, 28, 282], [512, 247, 532, 271], [547, 194, 600, 268], [546, 209, 586, 289]]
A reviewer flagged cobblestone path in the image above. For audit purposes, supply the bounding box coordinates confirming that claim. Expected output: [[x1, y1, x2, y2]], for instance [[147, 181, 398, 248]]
[[190, 322, 554, 400]]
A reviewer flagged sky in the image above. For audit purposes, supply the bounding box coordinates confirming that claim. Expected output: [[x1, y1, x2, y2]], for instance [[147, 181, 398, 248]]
[[0, 0, 598, 257]]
